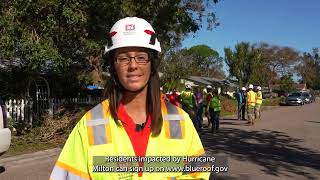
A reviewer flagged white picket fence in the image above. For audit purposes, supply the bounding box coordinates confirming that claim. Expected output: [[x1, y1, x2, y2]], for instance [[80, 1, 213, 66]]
[[5, 98, 33, 129], [4, 96, 103, 128], [51, 96, 103, 114]]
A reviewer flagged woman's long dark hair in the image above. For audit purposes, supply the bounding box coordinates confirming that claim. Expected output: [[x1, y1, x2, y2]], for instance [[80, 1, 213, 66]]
[[103, 49, 163, 136]]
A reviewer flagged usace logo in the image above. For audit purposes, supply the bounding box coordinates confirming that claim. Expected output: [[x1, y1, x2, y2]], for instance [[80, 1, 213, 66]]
[[125, 24, 135, 31]]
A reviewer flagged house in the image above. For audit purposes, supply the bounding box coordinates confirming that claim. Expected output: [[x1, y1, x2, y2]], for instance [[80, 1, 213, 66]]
[[181, 76, 237, 97], [293, 83, 307, 91], [269, 83, 307, 92]]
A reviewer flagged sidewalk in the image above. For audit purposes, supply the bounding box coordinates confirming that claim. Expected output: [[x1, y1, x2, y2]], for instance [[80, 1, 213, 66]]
[[0, 148, 60, 180]]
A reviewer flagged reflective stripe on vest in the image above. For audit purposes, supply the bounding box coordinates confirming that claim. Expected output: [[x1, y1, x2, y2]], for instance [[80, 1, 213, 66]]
[[86, 102, 112, 146], [167, 177, 177, 180], [162, 100, 185, 139], [50, 161, 90, 180], [256, 91, 263, 104]]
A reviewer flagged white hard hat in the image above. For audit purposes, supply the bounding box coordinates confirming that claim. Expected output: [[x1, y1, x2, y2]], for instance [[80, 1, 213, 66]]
[[160, 87, 163, 91], [206, 85, 212, 89], [186, 84, 192, 89], [105, 17, 161, 54], [249, 84, 254, 89], [257, 86, 261, 90], [241, 87, 246, 91]]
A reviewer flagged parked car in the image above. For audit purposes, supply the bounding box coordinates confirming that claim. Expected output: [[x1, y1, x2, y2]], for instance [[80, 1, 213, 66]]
[[0, 97, 11, 156], [303, 92, 316, 104], [285, 92, 304, 106], [309, 93, 316, 103]]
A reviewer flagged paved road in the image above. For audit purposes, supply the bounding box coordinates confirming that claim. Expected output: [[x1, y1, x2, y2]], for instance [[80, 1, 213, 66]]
[[205, 100, 320, 180], [1, 100, 320, 180]]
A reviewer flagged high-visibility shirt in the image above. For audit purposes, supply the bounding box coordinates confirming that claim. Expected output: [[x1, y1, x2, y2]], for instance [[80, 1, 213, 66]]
[[256, 91, 263, 105], [49, 99, 210, 180], [247, 90, 257, 107], [209, 96, 221, 112], [180, 90, 194, 108]]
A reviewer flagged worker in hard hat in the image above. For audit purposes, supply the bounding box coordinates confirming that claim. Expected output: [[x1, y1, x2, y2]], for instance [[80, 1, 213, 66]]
[[167, 87, 181, 107], [180, 84, 198, 131], [235, 87, 244, 120], [204, 85, 213, 128], [50, 17, 209, 179], [207, 89, 221, 133], [195, 86, 204, 130], [255, 86, 263, 121], [240, 87, 247, 120], [246, 84, 257, 125]]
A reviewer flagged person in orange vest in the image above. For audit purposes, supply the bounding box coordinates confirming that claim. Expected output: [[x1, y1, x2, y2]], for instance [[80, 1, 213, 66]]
[[246, 84, 257, 125], [49, 17, 209, 180]]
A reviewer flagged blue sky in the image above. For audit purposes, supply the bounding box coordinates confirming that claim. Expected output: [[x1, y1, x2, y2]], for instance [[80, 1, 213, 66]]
[[182, 0, 320, 57]]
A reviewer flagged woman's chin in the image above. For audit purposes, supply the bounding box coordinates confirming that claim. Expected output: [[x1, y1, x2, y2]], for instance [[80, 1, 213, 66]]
[[123, 83, 147, 92]]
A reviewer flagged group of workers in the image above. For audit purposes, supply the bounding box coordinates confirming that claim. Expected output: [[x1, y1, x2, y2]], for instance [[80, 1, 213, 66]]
[[235, 84, 263, 125], [163, 82, 264, 133], [163, 84, 221, 133]]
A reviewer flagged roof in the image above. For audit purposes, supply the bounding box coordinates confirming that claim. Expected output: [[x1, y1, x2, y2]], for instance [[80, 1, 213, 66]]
[[270, 83, 306, 90], [187, 76, 212, 85], [186, 76, 236, 87], [293, 83, 306, 90]]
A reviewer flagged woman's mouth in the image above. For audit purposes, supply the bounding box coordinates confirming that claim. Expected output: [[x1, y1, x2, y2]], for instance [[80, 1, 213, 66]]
[[127, 75, 142, 81]]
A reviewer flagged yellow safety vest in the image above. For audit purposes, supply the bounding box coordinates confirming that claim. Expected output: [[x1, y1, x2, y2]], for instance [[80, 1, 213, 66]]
[[256, 91, 263, 105], [247, 90, 257, 107], [180, 90, 194, 108], [50, 99, 209, 180]]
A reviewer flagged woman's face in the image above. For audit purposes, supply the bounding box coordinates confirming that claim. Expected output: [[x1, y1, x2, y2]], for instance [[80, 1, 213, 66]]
[[113, 47, 151, 92]]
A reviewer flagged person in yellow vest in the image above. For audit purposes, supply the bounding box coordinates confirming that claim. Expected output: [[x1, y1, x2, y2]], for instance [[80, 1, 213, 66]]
[[255, 86, 263, 121], [49, 17, 210, 180], [207, 89, 221, 133], [179, 84, 198, 130], [246, 84, 257, 125]]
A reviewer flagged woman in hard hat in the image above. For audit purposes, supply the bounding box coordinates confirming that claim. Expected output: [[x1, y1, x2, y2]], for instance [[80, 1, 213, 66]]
[[50, 17, 210, 179]]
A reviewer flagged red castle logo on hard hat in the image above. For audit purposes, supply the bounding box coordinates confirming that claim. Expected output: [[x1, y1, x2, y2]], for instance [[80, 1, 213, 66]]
[[125, 24, 135, 31]]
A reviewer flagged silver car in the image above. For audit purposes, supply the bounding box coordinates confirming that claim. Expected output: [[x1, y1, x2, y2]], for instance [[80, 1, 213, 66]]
[[285, 92, 304, 106]]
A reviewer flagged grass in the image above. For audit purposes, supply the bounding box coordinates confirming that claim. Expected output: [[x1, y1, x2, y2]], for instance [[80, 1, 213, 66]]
[[220, 95, 238, 116], [262, 97, 283, 106], [3, 105, 90, 158], [3, 133, 61, 158]]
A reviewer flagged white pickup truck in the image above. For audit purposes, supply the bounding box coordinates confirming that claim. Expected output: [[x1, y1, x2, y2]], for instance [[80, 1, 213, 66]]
[[0, 98, 11, 156]]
